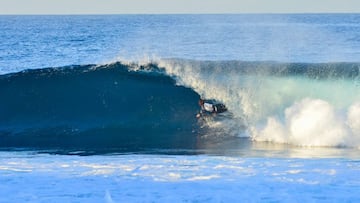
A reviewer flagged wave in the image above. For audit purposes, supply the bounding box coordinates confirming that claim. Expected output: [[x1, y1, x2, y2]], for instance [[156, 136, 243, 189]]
[[1, 59, 360, 151], [0, 62, 202, 151]]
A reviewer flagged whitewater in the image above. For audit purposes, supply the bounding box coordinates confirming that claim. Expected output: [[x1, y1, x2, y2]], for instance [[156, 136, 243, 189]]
[[1, 14, 360, 202]]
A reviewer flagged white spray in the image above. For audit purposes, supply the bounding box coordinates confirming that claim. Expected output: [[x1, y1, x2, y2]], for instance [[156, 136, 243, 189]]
[[157, 59, 360, 148]]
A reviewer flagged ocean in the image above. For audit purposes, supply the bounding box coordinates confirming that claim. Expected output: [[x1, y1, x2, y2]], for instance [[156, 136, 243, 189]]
[[0, 14, 360, 202]]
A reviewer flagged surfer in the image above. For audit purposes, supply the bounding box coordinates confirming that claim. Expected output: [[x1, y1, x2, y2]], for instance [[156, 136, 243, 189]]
[[196, 98, 227, 118]]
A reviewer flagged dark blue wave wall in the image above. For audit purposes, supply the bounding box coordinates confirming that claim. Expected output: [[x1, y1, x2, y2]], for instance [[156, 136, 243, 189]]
[[0, 63, 201, 152]]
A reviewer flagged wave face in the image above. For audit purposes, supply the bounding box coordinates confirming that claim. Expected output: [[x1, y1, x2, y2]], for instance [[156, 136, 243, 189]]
[[159, 59, 360, 148], [0, 62, 201, 152]]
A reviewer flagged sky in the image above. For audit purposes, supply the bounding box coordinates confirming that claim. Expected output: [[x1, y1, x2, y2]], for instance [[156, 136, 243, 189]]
[[0, 0, 360, 14]]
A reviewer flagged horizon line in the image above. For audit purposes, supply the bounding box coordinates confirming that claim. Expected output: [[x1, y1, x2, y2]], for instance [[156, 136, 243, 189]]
[[1, 12, 359, 16]]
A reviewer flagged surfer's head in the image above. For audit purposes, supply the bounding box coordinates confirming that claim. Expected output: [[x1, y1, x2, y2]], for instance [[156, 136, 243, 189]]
[[199, 98, 204, 106]]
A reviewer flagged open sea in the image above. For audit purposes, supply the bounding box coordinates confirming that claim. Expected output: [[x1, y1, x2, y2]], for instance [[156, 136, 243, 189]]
[[0, 14, 360, 202]]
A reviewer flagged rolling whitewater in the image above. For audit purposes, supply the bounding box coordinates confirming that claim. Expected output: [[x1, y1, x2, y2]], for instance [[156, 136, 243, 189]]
[[1, 14, 360, 202]]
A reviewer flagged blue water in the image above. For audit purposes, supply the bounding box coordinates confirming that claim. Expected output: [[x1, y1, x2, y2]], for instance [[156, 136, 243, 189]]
[[1, 14, 360, 74], [1, 14, 360, 202]]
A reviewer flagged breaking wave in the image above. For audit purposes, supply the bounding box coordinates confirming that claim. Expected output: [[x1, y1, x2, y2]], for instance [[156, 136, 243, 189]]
[[158, 59, 360, 148], [1, 59, 360, 151]]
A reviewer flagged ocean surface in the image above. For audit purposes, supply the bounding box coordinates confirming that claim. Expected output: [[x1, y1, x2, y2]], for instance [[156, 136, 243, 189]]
[[1, 14, 360, 202]]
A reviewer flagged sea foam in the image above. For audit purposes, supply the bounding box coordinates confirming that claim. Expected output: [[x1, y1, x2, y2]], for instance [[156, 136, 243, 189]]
[[252, 99, 360, 147]]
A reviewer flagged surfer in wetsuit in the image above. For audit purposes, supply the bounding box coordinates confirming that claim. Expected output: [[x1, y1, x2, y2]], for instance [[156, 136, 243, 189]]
[[196, 98, 227, 118]]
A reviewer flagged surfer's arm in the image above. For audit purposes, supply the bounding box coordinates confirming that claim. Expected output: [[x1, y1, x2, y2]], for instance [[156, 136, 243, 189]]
[[196, 109, 204, 118]]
